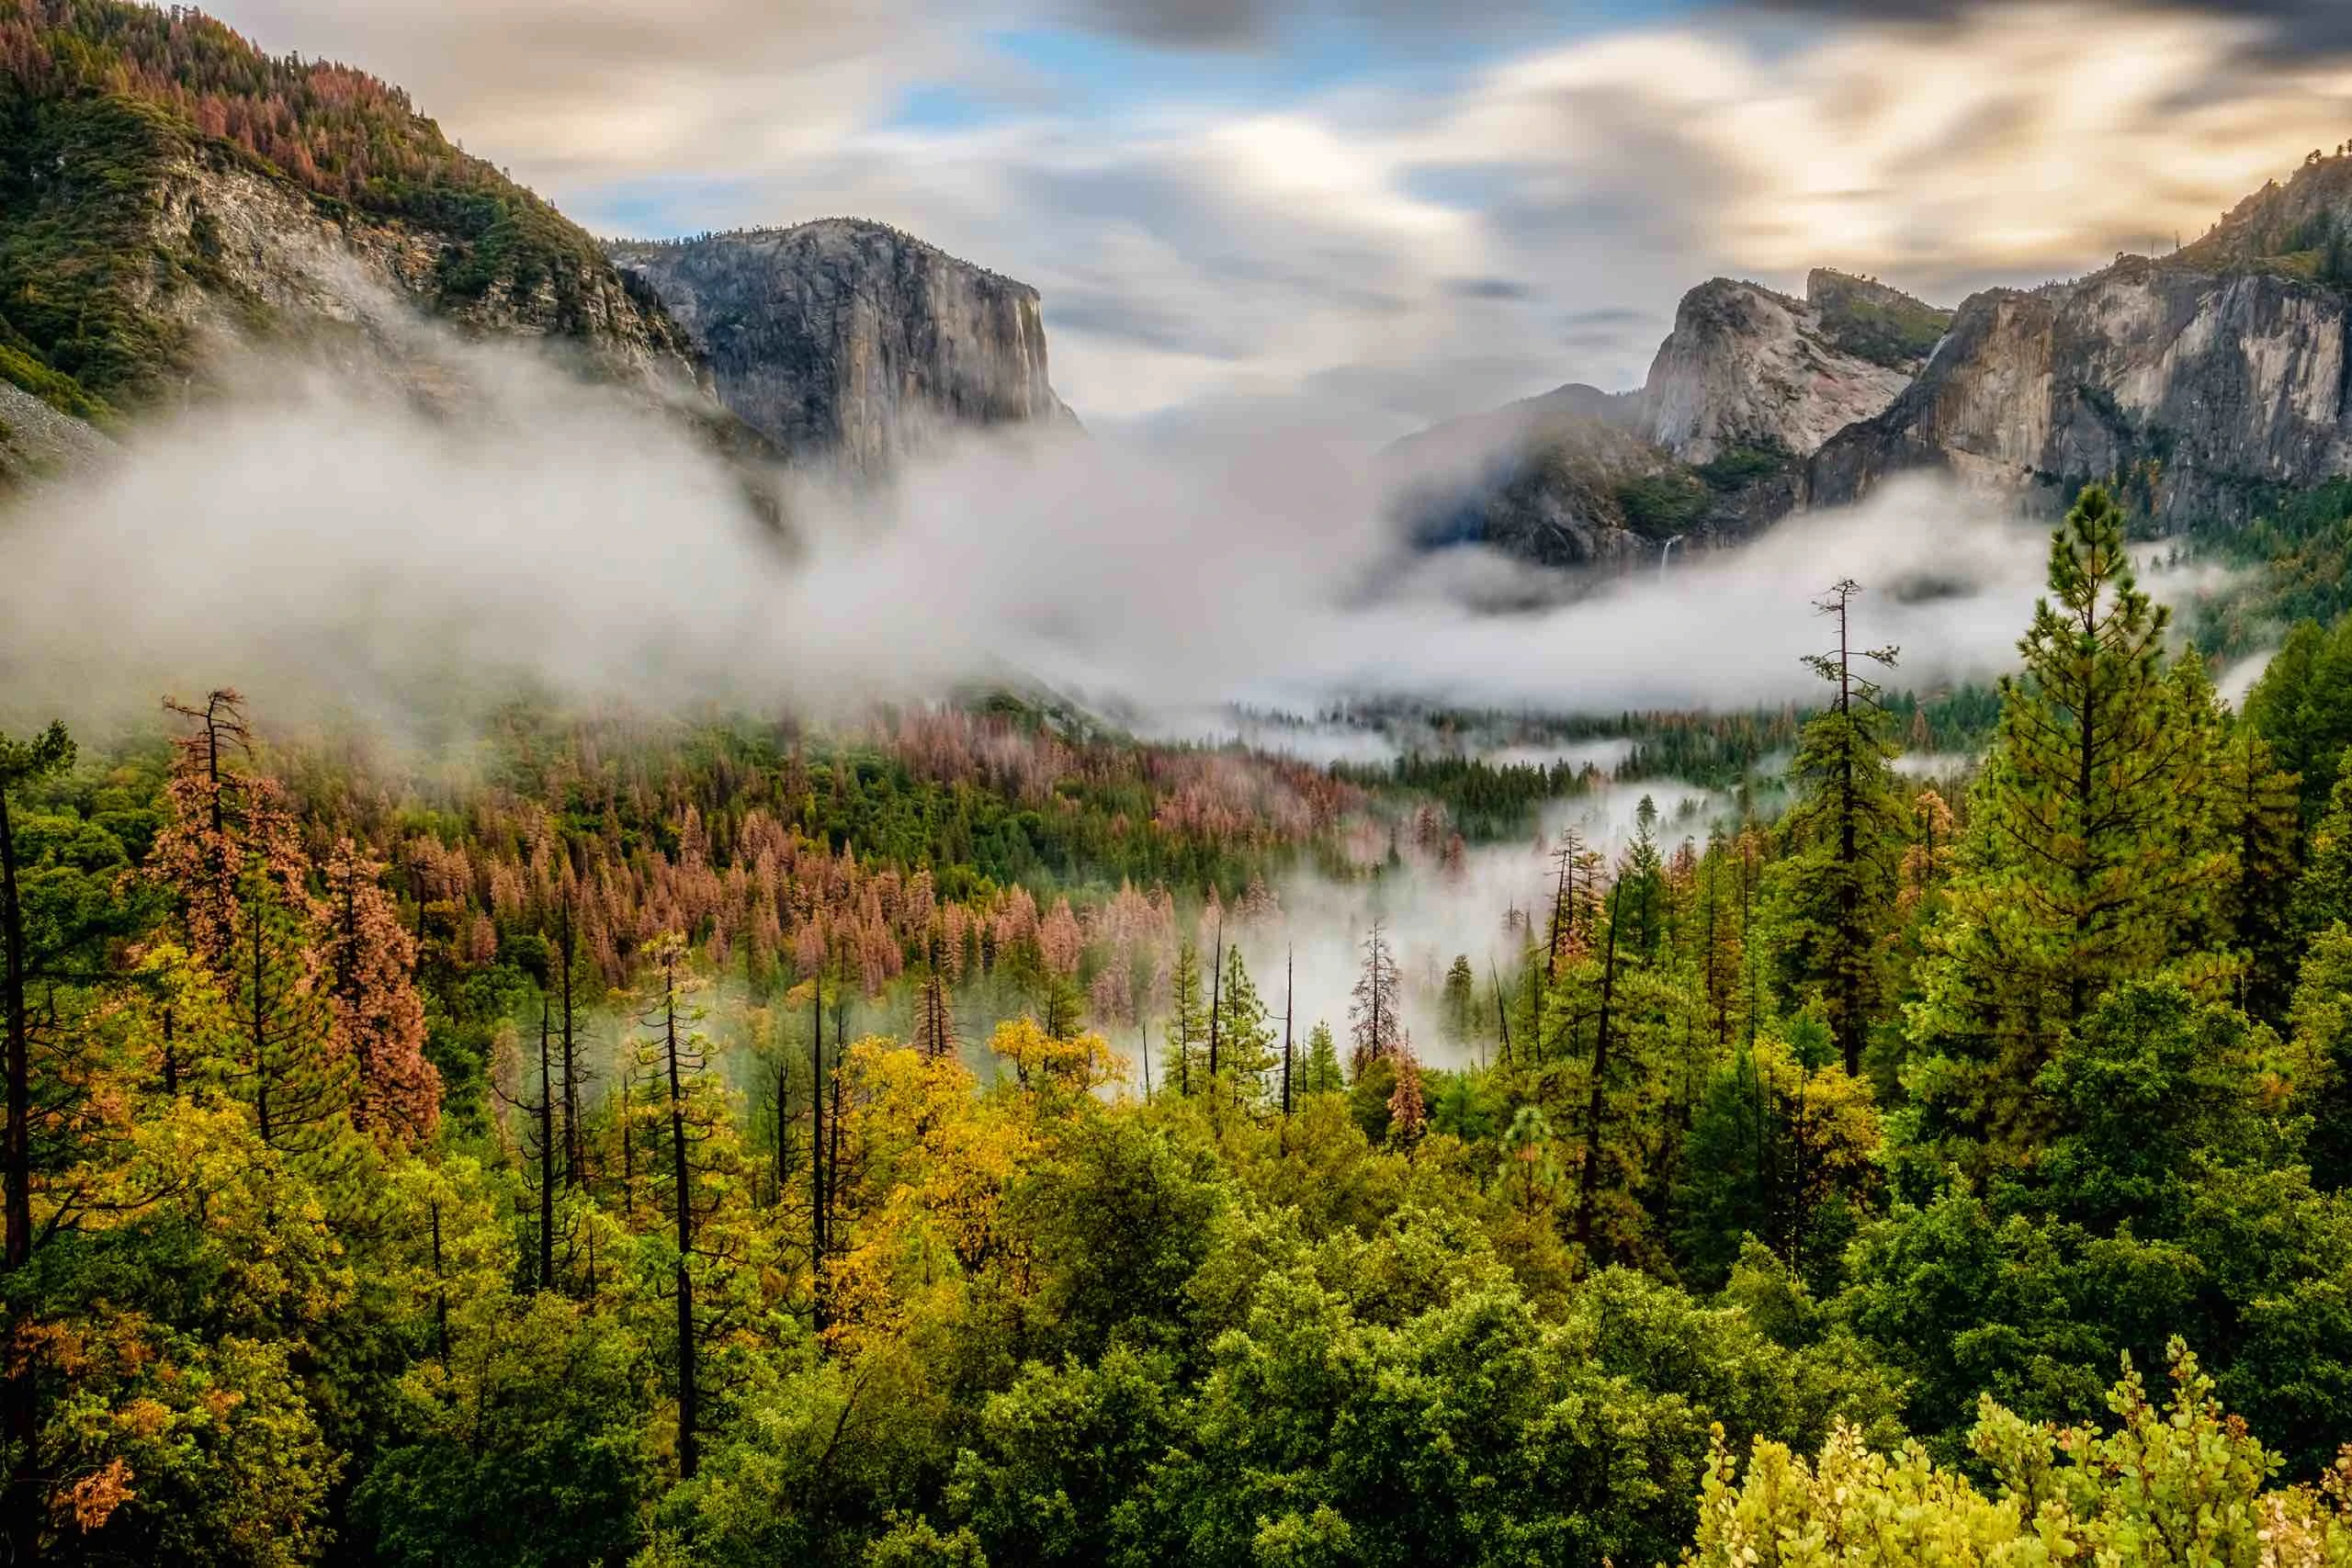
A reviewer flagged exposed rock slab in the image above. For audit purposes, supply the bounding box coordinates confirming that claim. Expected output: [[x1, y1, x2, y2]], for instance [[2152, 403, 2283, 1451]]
[[610, 221, 1075, 469], [1636, 276, 1921, 464]]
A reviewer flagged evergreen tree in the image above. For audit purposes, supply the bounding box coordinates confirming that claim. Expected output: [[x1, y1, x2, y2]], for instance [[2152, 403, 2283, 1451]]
[[639, 934, 707, 1479], [153, 690, 303, 974], [1386, 1035, 1427, 1145], [1773, 579, 1908, 1076], [2293, 750, 2352, 938], [1211, 942, 1273, 1102], [1621, 801, 1668, 961], [1908, 485, 2224, 1159], [1300, 1021, 1344, 1095], [1669, 1033, 1880, 1292], [318, 837, 439, 1144], [914, 932, 957, 1061], [1441, 953, 1477, 1049], [2211, 717, 2301, 1021], [2290, 922, 2352, 1190], [232, 867, 343, 1151], [1, 719, 72, 1568], [1348, 921, 1404, 1074], [1164, 942, 1208, 1095], [2248, 613, 2352, 823]]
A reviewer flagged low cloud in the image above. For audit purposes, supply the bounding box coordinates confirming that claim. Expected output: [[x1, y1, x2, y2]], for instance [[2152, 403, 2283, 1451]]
[[0, 333, 2057, 739]]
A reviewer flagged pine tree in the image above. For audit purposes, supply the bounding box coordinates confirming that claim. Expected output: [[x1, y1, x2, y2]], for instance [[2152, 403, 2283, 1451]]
[[553, 895, 594, 1189], [232, 867, 342, 1151], [2211, 718, 2301, 1021], [1301, 1021, 1344, 1095], [1212, 941, 1274, 1102], [2293, 750, 2352, 939], [1620, 800, 1668, 962], [2290, 922, 2352, 1190], [1281, 947, 1295, 1114], [1386, 1034, 1427, 1145], [1909, 485, 2225, 1158], [1544, 829, 1601, 983], [1774, 579, 1908, 1077], [2248, 613, 2352, 823], [639, 934, 707, 1479], [1575, 874, 1628, 1258], [1165, 941, 1208, 1095], [1502, 1104, 1560, 1218], [317, 838, 438, 1144], [1441, 953, 1477, 1049], [1348, 921, 1404, 1074]]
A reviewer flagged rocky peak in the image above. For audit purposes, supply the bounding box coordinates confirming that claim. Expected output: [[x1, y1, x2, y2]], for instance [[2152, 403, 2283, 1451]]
[[609, 220, 1075, 470], [1634, 276, 1926, 465]]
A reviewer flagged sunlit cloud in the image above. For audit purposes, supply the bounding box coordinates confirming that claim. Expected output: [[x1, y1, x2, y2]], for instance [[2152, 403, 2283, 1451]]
[[198, 0, 2352, 436]]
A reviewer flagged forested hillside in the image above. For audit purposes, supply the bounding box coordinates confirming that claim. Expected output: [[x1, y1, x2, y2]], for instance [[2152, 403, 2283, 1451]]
[[6, 482, 2352, 1565], [0, 0, 690, 425]]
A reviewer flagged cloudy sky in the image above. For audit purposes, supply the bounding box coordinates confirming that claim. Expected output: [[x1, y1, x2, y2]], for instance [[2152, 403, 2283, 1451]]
[[205, 0, 2352, 439]]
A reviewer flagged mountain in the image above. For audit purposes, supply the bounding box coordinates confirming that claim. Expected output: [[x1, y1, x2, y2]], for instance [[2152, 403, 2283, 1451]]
[[1810, 154, 2352, 525], [0, 0, 700, 425], [0, 0, 1071, 483], [1392, 269, 1949, 567], [610, 222, 1076, 470], [1410, 150, 2352, 570], [1638, 272, 1941, 463]]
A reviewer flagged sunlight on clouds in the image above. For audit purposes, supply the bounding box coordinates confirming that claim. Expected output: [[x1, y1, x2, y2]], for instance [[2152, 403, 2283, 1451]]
[[206, 0, 2352, 434], [1487, 4, 2352, 279]]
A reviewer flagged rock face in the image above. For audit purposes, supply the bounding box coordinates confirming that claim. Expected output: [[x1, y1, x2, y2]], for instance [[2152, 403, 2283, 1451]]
[[145, 141, 702, 393], [1392, 270, 1944, 568], [1810, 155, 2352, 527], [609, 222, 1075, 469], [1635, 275, 1925, 464], [0, 381, 110, 489], [1809, 260, 2352, 525]]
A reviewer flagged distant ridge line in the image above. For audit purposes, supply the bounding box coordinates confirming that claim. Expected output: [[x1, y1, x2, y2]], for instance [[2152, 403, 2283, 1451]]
[[604, 219, 1025, 291]]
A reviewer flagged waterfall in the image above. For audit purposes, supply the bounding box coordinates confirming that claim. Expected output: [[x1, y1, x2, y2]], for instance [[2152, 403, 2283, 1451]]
[[1657, 535, 1683, 582]]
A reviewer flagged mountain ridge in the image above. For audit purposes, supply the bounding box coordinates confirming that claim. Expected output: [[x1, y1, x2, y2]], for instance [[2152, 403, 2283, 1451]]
[[0, 0, 1073, 483]]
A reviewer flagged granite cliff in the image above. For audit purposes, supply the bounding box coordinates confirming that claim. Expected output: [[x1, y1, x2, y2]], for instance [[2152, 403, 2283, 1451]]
[[1809, 156, 2352, 526], [609, 221, 1075, 470], [1393, 270, 1948, 568], [1636, 273, 1934, 464]]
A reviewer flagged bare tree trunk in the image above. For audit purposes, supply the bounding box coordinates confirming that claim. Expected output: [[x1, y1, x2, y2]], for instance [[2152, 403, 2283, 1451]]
[[1575, 880, 1625, 1259], [537, 998, 556, 1292], [1281, 948, 1294, 1116], [662, 966, 698, 1479]]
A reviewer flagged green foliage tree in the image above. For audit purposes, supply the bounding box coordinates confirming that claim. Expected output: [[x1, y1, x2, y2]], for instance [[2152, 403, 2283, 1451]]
[[1687, 1343, 2352, 1568], [1299, 1022, 1344, 1096], [1670, 1035, 1881, 1292], [352, 1292, 656, 1568], [1211, 942, 1274, 1103], [2291, 922, 2352, 1190], [1907, 485, 2226, 1163]]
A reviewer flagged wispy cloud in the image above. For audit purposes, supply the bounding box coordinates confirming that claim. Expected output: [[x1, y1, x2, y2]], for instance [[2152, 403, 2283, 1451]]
[[202, 0, 2352, 436]]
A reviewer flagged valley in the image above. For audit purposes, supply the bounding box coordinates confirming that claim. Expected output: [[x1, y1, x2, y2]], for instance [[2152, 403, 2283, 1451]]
[[5, 3, 2352, 1566]]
